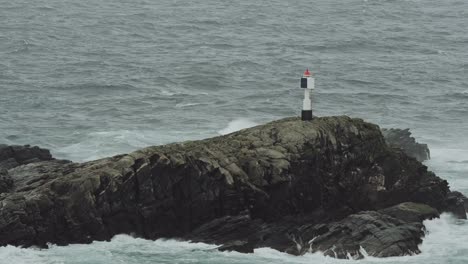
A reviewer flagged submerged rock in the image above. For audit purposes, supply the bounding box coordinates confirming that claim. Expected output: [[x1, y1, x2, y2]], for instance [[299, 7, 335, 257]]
[[0, 116, 462, 258], [0, 168, 12, 194]]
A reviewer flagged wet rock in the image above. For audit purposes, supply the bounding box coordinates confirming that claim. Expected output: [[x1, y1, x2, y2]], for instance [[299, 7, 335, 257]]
[[218, 240, 255, 253], [0, 116, 456, 258], [0, 144, 53, 170], [379, 202, 439, 222], [295, 210, 426, 258], [445, 191, 467, 219], [187, 202, 440, 258], [381, 128, 430, 162]]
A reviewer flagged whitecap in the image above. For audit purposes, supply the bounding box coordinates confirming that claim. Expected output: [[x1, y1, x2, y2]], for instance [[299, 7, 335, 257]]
[[218, 118, 258, 135]]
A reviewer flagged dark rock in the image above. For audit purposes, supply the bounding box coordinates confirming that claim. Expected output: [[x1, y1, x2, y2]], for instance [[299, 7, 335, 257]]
[[187, 202, 439, 258], [379, 202, 439, 222], [445, 191, 467, 219], [0, 116, 456, 258], [188, 214, 261, 247], [381, 128, 430, 162], [0, 144, 53, 170], [0, 168, 13, 193], [294, 210, 426, 258], [218, 240, 255, 253], [459, 192, 468, 211]]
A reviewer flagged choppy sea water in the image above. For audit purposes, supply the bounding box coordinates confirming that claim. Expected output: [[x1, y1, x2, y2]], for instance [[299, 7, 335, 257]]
[[0, 0, 467, 263]]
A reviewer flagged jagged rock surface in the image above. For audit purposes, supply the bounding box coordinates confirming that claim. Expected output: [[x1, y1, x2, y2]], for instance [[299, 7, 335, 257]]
[[0, 144, 54, 170], [381, 128, 430, 162], [0, 168, 12, 194], [0, 145, 54, 194], [295, 209, 427, 258], [0, 116, 461, 258], [188, 202, 439, 258], [446, 191, 468, 219]]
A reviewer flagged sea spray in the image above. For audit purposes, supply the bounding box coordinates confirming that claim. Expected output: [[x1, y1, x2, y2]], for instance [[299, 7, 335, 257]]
[[218, 118, 258, 135], [0, 209, 466, 264]]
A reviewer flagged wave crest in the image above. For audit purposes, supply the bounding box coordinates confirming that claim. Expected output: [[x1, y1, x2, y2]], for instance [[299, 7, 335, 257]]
[[218, 118, 258, 135]]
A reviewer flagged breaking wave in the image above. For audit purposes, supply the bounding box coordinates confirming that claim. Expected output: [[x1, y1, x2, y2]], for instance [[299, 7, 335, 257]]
[[218, 118, 259, 135], [0, 214, 466, 264]]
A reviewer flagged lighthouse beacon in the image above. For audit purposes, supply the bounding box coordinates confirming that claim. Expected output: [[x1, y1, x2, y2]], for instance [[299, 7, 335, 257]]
[[300, 68, 314, 121]]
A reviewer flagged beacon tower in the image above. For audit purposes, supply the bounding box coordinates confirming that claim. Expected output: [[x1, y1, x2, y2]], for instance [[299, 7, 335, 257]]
[[300, 68, 314, 121]]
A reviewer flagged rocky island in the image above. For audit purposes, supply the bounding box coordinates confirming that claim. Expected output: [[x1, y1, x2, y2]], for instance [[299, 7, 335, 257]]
[[0, 116, 466, 259]]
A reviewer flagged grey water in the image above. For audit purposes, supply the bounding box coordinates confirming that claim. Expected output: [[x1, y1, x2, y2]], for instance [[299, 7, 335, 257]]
[[0, 0, 467, 263]]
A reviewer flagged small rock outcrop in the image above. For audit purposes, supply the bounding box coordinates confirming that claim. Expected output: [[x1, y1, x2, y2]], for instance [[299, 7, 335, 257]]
[[0, 116, 464, 259], [381, 128, 430, 162], [0, 144, 54, 194], [188, 202, 439, 258], [446, 191, 468, 219], [0, 144, 53, 170]]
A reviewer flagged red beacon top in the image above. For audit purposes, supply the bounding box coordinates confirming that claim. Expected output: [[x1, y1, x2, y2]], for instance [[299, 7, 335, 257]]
[[303, 68, 312, 77]]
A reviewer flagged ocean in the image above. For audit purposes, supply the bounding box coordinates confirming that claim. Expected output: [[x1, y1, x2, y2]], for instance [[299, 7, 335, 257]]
[[0, 0, 467, 263]]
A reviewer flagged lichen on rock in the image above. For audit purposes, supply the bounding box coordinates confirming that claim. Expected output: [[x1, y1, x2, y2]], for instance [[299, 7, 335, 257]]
[[0, 116, 464, 258]]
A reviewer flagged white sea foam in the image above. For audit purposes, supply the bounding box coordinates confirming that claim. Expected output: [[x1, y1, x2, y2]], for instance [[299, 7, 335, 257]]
[[218, 118, 258, 135], [52, 119, 259, 162], [425, 146, 468, 194], [0, 214, 466, 264], [54, 130, 180, 162], [175, 102, 203, 108]]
